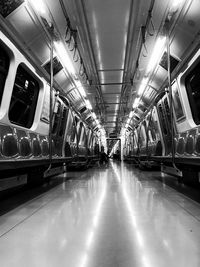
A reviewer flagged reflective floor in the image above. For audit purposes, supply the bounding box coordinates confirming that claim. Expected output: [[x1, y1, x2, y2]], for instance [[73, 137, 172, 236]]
[[1, 161, 200, 267]]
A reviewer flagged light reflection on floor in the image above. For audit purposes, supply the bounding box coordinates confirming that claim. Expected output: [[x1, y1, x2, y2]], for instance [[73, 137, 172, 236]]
[[0, 161, 200, 267]]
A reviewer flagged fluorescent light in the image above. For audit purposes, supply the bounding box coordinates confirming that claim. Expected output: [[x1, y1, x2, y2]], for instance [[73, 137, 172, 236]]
[[138, 77, 148, 96], [26, 0, 46, 14], [54, 41, 76, 75], [85, 99, 92, 110], [92, 112, 97, 120], [95, 119, 101, 129], [127, 118, 131, 124], [147, 36, 166, 73], [133, 97, 140, 108], [129, 111, 134, 118]]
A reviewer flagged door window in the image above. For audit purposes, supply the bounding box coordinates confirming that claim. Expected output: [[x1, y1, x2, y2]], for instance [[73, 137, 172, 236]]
[[185, 61, 200, 125], [0, 44, 9, 105], [9, 64, 39, 128]]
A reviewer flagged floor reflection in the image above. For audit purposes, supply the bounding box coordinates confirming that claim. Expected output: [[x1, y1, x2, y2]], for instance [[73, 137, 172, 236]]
[[0, 161, 200, 266]]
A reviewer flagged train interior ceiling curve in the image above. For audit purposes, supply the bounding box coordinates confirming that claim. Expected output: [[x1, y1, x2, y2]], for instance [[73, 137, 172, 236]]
[[0, 0, 200, 188]]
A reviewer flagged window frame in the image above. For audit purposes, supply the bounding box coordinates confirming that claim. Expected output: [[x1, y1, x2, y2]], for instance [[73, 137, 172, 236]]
[[0, 40, 11, 108], [8, 63, 40, 129], [185, 59, 200, 125], [58, 106, 69, 137], [171, 80, 185, 123], [157, 102, 168, 136]]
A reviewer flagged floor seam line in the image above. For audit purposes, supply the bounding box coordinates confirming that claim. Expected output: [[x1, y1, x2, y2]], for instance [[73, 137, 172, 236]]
[[0, 192, 61, 239]]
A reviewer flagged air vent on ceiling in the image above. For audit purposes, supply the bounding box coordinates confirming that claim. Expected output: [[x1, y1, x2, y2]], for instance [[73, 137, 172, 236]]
[[79, 106, 87, 114], [109, 133, 117, 138], [43, 56, 63, 76], [159, 52, 179, 73], [134, 115, 140, 121], [86, 116, 92, 122], [0, 0, 24, 18], [68, 92, 75, 101]]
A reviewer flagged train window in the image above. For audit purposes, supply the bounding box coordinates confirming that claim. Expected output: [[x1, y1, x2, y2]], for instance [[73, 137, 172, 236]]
[[59, 107, 68, 137], [52, 101, 61, 134], [0, 45, 9, 105], [40, 86, 50, 123], [149, 130, 155, 142], [163, 98, 171, 133], [146, 114, 155, 142], [79, 124, 86, 145], [71, 119, 77, 143], [148, 121, 156, 141], [185, 61, 200, 125], [82, 128, 87, 146], [9, 64, 39, 128], [133, 136, 137, 149], [78, 122, 83, 144], [88, 131, 92, 148], [172, 82, 185, 121], [139, 124, 146, 146], [152, 116, 160, 140], [158, 104, 168, 135], [80, 128, 86, 146]]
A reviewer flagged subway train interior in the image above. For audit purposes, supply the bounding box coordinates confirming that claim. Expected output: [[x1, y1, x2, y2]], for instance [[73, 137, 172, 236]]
[[1, 0, 200, 266]]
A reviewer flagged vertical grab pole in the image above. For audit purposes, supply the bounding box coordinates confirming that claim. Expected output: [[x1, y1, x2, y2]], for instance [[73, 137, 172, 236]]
[[166, 20, 180, 175], [166, 22, 175, 163], [44, 32, 54, 177], [49, 36, 54, 168]]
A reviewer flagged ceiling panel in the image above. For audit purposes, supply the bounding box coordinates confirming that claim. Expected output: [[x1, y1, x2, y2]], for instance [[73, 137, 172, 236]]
[[101, 85, 121, 94], [102, 94, 120, 102], [7, 4, 39, 42], [99, 70, 123, 83]]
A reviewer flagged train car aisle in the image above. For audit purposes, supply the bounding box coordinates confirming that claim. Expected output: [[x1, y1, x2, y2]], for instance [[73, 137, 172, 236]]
[[1, 162, 200, 267]]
